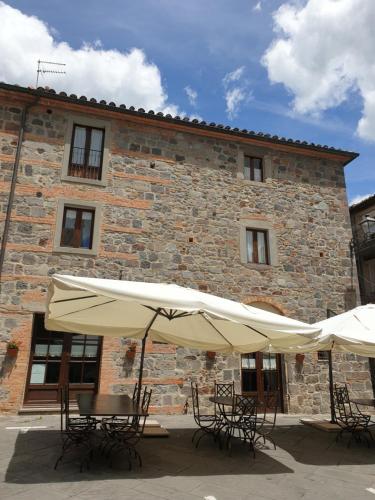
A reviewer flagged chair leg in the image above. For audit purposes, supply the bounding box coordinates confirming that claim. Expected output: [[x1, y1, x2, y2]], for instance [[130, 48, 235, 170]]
[[192, 427, 201, 443]]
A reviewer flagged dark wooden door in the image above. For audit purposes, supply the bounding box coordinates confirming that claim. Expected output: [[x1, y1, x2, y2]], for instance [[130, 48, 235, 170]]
[[24, 313, 102, 404], [241, 352, 283, 409]]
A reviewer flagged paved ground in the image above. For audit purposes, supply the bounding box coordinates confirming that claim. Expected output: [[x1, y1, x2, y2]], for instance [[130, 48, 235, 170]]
[[1, 413, 375, 500]]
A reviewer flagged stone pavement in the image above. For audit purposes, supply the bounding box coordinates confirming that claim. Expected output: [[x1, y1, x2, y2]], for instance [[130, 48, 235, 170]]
[[1, 413, 375, 500]]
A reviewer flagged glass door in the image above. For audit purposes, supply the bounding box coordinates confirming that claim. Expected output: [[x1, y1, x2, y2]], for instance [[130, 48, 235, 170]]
[[241, 352, 283, 409], [24, 314, 102, 404]]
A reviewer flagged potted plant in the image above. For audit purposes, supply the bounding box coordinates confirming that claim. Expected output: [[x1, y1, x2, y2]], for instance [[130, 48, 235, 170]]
[[7, 341, 19, 358], [126, 342, 137, 360], [295, 353, 305, 364], [206, 351, 216, 360]]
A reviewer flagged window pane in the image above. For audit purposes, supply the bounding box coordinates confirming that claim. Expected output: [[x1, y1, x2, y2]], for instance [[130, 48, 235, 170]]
[[85, 344, 98, 358], [263, 371, 278, 391], [83, 363, 97, 383], [35, 343, 48, 357], [72, 126, 86, 165], [246, 230, 254, 262], [242, 371, 257, 392], [80, 211, 93, 249], [243, 156, 251, 180], [61, 209, 77, 247], [241, 354, 256, 369], [253, 158, 262, 182], [257, 231, 267, 264], [263, 354, 277, 370], [88, 129, 103, 167], [49, 342, 63, 358], [69, 363, 83, 383], [45, 362, 60, 383], [71, 344, 85, 357], [30, 363, 46, 384]]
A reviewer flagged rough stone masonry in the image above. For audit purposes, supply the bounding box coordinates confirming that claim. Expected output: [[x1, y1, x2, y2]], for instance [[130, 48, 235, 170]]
[[0, 84, 372, 415]]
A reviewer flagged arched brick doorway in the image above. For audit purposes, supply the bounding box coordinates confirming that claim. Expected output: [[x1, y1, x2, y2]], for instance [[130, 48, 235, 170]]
[[241, 301, 285, 411]]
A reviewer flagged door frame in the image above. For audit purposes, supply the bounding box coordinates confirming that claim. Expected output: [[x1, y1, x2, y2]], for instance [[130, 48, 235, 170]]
[[241, 352, 285, 412], [24, 313, 103, 404]]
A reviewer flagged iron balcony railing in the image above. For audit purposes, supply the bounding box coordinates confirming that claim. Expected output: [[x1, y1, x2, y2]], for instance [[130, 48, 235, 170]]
[[68, 147, 103, 180]]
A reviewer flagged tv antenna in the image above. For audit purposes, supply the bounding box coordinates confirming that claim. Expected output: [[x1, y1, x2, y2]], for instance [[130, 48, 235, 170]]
[[36, 60, 66, 87]]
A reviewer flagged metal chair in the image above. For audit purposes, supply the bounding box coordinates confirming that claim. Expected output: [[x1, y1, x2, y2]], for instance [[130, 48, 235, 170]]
[[254, 392, 279, 449], [55, 385, 97, 472], [214, 381, 234, 417], [191, 382, 222, 448], [106, 387, 152, 470], [334, 384, 373, 447], [224, 394, 258, 457]]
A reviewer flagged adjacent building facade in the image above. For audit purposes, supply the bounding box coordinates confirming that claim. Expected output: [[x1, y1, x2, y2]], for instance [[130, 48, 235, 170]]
[[0, 83, 373, 415]]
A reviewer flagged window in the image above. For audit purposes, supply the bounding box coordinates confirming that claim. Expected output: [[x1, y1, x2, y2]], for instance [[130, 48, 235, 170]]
[[53, 199, 101, 256], [318, 351, 330, 361], [246, 229, 269, 264], [244, 156, 263, 182], [61, 206, 95, 249], [68, 125, 104, 180]]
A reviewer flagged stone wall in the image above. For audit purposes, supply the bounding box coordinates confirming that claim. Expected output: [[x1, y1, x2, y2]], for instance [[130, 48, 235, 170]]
[[0, 97, 372, 414]]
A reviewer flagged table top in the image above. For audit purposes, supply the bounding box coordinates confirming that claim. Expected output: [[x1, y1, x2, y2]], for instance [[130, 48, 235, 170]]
[[352, 398, 375, 407], [76, 393, 148, 417]]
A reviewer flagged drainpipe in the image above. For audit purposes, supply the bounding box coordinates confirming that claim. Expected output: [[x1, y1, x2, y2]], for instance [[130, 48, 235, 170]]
[[0, 97, 39, 288]]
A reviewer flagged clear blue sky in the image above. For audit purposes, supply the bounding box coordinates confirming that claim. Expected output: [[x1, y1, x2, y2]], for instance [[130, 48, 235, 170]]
[[3, 0, 374, 204]]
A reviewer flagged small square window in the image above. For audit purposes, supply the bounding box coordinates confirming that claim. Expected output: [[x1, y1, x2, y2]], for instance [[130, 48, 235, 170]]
[[318, 351, 330, 361], [246, 229, 269, 264], [68, 125, 104, 181], [61, 206, 95, 249], [53, 199, 101, 256], [244, 156, 263, 182]]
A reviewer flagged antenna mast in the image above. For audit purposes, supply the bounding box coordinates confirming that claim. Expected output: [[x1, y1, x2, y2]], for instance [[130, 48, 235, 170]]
[[36, 60, 66, 87]]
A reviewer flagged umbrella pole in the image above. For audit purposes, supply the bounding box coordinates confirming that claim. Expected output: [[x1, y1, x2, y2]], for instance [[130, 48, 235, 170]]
[[136, 308, 161, 406], [328, 350, 335, 423]]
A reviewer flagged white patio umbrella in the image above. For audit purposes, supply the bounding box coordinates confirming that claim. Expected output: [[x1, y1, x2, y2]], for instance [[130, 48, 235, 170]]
[[45, 274, 321, 401], [313, 304, 375, 356], [267, 305, 375, 422]]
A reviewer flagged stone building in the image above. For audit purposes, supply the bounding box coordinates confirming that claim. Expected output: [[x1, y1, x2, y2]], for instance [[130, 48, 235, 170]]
[[0, 82, 373, 415], [350, 194, 375, 304], [350, 194, 375, 394]]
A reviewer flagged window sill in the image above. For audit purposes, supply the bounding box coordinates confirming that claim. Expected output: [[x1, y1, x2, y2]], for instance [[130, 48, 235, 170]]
[[52, 246, 98, 257], [243, 262, 273, 270], [61, 174, 107, 187]]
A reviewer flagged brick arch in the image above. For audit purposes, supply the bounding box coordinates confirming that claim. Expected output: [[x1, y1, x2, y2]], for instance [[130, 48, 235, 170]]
[[242, 296, 288, 316]]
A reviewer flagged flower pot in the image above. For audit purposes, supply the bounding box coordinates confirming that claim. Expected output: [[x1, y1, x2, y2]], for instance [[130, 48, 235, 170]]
[[7, 348, 18, 358], [295, 353, 305, 364], [126, 349, 136, 360], [206, 351, 216, 360]]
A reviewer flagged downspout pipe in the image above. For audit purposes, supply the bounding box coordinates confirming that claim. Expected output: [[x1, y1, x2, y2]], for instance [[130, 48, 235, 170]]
[[0, 97, 39, 288]]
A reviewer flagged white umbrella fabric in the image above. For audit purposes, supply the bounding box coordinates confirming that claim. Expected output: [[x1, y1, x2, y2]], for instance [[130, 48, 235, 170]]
[[45, 274, 321, 401], [265, 305, 375, 422], [312, 304, 375, 356]]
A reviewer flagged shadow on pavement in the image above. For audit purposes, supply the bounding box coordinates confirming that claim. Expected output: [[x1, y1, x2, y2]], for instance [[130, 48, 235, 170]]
[[5, 424, 375, 484]]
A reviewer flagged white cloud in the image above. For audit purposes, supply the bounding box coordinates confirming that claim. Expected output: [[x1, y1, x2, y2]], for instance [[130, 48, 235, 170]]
[[222, 66, 245, 87], [262, 0, 375, 141], [225, 87, 248, 119], [184, 85, 198, 107], [222, 66, 252, 119], [350, 193, 374, 206], [253, 1, 262, 12], [0, 1, 179, 113]]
